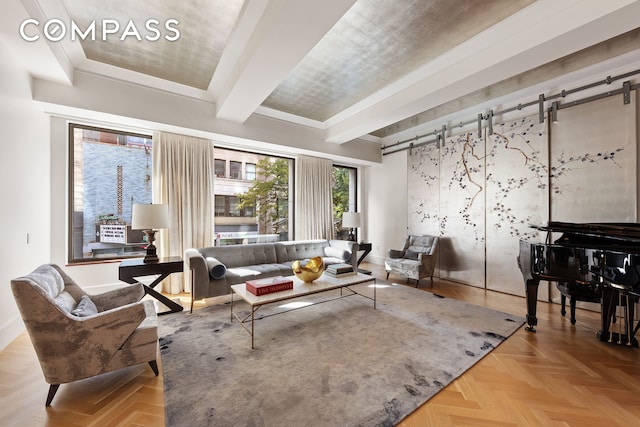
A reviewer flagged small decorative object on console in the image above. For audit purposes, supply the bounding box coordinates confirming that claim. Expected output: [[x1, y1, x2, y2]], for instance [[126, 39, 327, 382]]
[[246, 276, 294, 296], [292, 256, 324, 282]]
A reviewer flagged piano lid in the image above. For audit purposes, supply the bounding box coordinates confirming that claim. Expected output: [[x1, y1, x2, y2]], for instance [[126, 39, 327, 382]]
[[530, 221, 640, 250]]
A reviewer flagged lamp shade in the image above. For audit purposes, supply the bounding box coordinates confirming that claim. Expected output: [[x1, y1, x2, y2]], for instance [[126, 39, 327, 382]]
[[342, 212, 362, 228], [131, 204, 170, 230]]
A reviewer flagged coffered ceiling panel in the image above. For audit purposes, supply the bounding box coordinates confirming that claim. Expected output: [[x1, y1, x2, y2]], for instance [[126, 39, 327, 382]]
[[62, 0, 245, 89], [262, 0, 534, 122], [4, 0, 640, 147]]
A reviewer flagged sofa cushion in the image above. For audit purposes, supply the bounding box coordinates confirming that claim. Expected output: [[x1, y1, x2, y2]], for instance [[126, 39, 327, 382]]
[[385, 258, 422, 279], [274, 240, 329, 263], [408, 235, 437, 254], [403, 249, 420, 260], [205, 257, 227, 279], [200, 243, 277, 268], [71, 295, 98, 317], [226, 264, 292, 285]]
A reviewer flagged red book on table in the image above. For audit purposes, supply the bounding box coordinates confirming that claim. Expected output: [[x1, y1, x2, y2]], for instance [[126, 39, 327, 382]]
[[245, 276, 294, 296]]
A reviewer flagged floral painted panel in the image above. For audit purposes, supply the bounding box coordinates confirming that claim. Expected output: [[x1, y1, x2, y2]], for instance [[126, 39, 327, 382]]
[[438, 130, 485, 287], [406, 96, 636, 298], [407, 141, 440, 237], [485, 115, 548, 296], [548, 96, 637, 308], [550, 96, 636, 222]]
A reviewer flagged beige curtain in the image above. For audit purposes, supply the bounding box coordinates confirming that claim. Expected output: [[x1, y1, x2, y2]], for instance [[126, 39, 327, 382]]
[[295, 155, 334, 240], [152, 131, 214, 294]]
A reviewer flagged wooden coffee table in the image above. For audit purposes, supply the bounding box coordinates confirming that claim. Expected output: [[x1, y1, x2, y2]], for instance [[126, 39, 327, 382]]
[[230, 273, 376, 348]]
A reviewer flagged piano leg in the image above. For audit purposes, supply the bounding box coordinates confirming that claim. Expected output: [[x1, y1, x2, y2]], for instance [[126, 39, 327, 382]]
[[525, 277, 539, 332], [559, 292, 577, 325], [570, 297, 578, 325]]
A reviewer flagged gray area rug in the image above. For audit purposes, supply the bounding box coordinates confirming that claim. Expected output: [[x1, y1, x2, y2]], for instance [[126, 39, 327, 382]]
[[159, 282, 523, 426]]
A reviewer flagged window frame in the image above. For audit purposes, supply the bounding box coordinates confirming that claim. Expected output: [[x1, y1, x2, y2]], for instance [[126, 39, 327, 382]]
[[67, 123, 153, 264], [213, 147, 294, 245], [332, 164, 358, 241], [214, 158, 226, 178], [229, 160, 242, 179]]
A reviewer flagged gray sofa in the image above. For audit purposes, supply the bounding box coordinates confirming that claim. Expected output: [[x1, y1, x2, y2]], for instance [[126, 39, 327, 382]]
[[185, 239, 359, 311]]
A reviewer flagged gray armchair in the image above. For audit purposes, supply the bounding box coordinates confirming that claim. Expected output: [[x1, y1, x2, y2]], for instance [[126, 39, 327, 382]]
[[10, 264, 159, 406], [385, 235, 439, 286]]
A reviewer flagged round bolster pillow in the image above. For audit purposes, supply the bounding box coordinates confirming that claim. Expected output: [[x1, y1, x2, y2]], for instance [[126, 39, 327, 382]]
[[324, 246, 350, 261], [205, 257, 227, 279]]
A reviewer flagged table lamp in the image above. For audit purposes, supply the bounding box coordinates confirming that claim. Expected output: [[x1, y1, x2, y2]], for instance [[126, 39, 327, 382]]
[[132, 203, 170, 263], [342, 212, 362, 242]]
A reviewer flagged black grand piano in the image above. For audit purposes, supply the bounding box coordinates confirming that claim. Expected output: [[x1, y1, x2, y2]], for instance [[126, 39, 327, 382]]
[[518, 222, 640, 346]]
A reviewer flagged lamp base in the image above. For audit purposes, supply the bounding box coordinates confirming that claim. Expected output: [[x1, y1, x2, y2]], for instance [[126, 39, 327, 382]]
[[143, 245, 159, 263], [142, 230, 159, 263], [347, 229, 356, 241]]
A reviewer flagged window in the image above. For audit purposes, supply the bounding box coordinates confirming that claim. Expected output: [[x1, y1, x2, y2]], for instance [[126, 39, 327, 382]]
[[246, 163, 256, 180], [213, 147, 293, 245], [214, 159, 226, 178], [69, 124, 152, 263], [214, 195, 256, 217], [214, 195, 226, 216], [229, 161, 242, 179], [228, 196, 241, 217], [332, 165, 358, 240]]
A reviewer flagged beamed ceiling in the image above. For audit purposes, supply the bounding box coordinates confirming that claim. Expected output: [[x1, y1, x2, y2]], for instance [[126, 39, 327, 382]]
[[3, 0, 640, 147]]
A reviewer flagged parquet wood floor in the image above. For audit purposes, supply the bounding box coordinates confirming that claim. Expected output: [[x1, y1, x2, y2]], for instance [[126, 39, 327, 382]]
[[2, 262, 639, 426]]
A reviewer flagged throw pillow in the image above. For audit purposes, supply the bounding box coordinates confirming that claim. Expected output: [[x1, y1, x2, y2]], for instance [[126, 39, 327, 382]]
[[71, 295, 98, 317], [206, 257, 227, 280], [54, 291, 77, 313], [324, 246, 350, 261], [403, 249, 420, 260]]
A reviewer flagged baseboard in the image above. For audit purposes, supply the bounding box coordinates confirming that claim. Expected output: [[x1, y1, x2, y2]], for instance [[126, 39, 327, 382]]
[[0, 314, 25, 352], [367, 255, 385, 265]]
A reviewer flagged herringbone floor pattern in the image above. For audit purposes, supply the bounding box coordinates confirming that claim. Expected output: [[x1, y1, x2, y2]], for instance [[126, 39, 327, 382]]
[[2, 262, 639, 426]]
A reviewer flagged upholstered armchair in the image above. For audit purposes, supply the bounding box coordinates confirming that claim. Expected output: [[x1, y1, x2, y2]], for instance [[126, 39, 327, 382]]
[[385, 235, 439, 285], [10, 264, 159, 406]]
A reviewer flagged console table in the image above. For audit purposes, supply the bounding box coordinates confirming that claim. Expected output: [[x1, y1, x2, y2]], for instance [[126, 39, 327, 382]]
[[119, 256, 184, 314], [356, 242, 372, 274]]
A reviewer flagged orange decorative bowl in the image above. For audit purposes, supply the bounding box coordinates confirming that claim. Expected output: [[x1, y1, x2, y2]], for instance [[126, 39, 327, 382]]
[[291, 256, 324, 282]]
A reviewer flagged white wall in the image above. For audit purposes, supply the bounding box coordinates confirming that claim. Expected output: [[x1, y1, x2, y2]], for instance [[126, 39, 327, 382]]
[[0, 42, 51, 349], [364, 150, 408, 265]]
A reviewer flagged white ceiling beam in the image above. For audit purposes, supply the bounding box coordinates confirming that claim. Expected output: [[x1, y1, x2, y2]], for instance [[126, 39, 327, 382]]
[[0, 0, 79, 85], [324, 0, 640, 144], [212, 0, 356, 123]]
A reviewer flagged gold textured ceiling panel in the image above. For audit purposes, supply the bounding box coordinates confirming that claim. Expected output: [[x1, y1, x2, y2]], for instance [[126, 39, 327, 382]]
[[62, 0, 245, 90]]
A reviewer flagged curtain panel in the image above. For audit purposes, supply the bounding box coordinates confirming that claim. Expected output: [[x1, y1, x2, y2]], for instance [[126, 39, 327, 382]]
[[295, 155, 334, 240], [152, 131, 214, 294]]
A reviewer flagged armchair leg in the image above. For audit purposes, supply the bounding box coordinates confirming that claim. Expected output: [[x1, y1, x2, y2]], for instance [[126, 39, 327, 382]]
[[46, 384, 60, 406], [149, 360, 159, 376]]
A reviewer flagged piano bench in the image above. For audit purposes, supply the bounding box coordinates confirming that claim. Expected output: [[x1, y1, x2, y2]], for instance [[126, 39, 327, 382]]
[[556, 282, 601, 325]]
